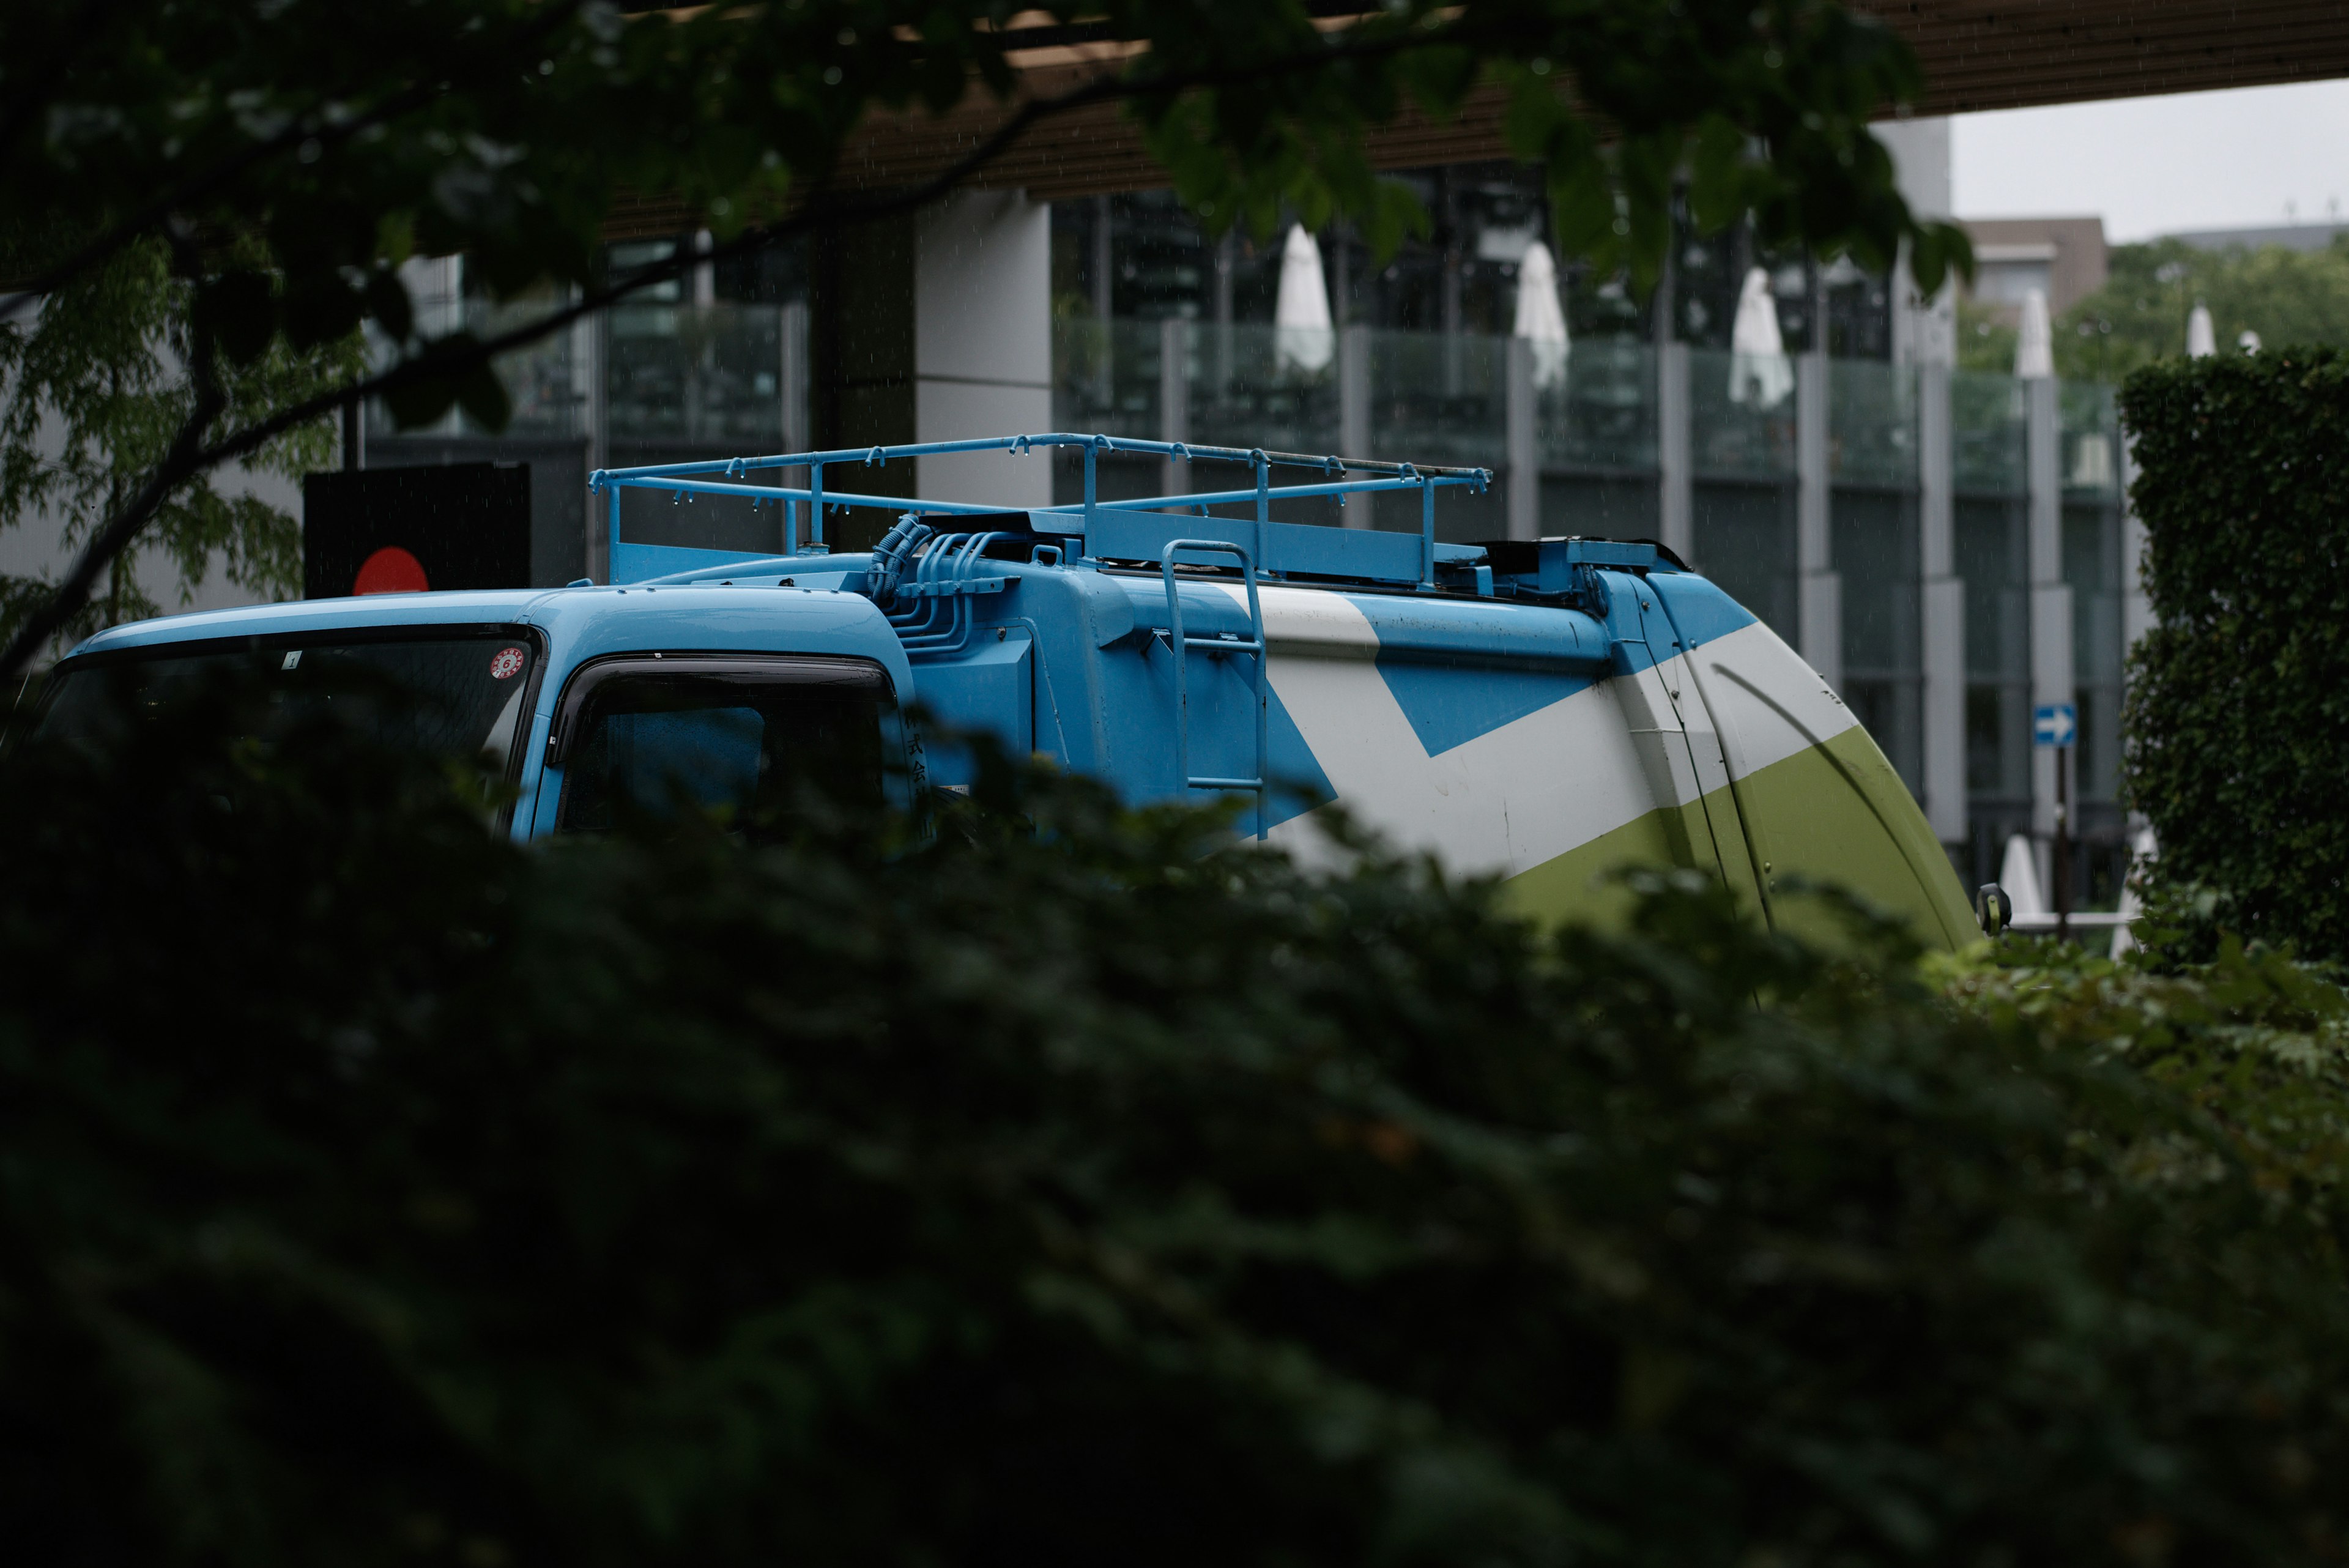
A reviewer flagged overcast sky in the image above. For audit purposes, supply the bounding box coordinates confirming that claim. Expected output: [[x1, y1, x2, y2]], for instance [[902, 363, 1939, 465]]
[[1951, 78, 2349, 242]]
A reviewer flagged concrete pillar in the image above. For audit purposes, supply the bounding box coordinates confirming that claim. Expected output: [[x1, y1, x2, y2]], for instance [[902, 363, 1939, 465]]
[[1160, 316, 1190, 500], [779, 300, 809, 451], [914, 190, 1053, 507], [1657, 344, 1692, 563], [2026, 374, 2072, 845], [1505, 336, 1538, 543], [1796, 349, 1841, 689], [1338, 324, 1371, 526], [1918, 362, 1967, 843], [1655, 251, 1692, 564]]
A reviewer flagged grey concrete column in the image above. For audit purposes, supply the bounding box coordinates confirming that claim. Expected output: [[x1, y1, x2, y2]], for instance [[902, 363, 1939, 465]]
[[2026, 374, 2072, 844], [779, 299, 809, 451], [913, 189, 1053, 508], [1505, 336, 1538, 543], [1160, 316, 1191, 500], [1918, 363, 1966, 842], [1657, 344, 1692, 564], [1338, 324, 1371, 526], [1796, 349, 1841, 689]]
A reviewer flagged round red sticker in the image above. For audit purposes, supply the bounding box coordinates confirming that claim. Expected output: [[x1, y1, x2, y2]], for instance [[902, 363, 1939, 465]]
[[489, 647, 526, 680], [352, 546, 428, 595]]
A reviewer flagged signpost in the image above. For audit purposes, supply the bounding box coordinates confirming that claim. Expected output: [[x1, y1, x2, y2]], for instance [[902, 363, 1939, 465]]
[[2034, 702, 2078, 940]]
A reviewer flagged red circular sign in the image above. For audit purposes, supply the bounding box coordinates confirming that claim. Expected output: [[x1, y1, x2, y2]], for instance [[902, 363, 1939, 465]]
[[352, 546, 429, 595], [489, 646, 527, 680]]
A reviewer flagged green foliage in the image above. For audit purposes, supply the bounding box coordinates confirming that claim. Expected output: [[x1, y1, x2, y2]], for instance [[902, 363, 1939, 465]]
[[0, 239, 360, 653], [8, 689, 2349, 1564], [2118, 349, 2349, 962], [2058, 237, 2349, 382], [4, 0, 1965, 431]]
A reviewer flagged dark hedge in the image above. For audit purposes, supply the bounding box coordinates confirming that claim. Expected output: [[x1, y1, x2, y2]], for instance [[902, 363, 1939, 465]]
[[2121, 348, 2349, 960], [7, 688, 2349, 1566]]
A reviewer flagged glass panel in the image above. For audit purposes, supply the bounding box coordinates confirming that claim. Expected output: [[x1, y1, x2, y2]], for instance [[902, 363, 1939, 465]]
[[1540, 337, 1656, 473], [1366, 327, 1505, 470], [1830, 359, 1917, 490], [2066, 501, 2125, 806], [1186, 321, 1341, 457], [2060, 379, 2121, 499], [607, 300, 798, 447], [1951, 369, 2024, 495], [1052, 314, 1163, 442], [1689, 346, 1796, 478], [1835, 488, 1921, 789]]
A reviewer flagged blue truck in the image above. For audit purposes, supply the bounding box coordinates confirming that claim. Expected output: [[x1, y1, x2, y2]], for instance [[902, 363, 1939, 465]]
[[39, 433, 1980, 946]]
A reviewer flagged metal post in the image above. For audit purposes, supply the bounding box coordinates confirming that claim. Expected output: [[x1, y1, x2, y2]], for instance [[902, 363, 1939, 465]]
[[1160, 317, 1190, 501], [1253, 450, 1269, 570], [341, 396, 364, 471], [606, 483, 622, 581], [2055, 740, 2073, 942], [811, 461, 827, 549], [1796, 348, 1841, 689], [1505, 335, 1539, 542], [1918, 362, 1967, 843]]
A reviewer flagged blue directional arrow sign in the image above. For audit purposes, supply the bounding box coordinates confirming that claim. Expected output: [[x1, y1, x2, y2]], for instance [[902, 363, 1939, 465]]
[[2033, 702, 2077, 748]]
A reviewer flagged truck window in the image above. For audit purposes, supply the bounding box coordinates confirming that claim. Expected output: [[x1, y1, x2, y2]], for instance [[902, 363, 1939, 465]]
[[552, 657, 889, 836], [32, 630, 541, 775]]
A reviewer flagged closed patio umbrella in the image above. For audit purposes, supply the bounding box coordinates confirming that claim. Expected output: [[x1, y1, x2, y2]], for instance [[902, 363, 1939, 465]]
[[2015, 288, 2054, 380], [1728, 267, 1793, 408], [1274, 223, 1334, 376], [1512, 240, 1571, 390]]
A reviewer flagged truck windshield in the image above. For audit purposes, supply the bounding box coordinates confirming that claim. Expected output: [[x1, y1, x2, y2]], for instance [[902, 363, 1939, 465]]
[[33, 631, 541, 773]]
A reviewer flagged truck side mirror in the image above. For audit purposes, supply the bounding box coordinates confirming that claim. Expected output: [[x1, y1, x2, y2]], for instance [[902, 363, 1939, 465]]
[[1975, 883, 2010, 938]]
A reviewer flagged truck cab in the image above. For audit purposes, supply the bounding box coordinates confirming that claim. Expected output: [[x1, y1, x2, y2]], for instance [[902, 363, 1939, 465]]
[[39, 432, 1980, 948]]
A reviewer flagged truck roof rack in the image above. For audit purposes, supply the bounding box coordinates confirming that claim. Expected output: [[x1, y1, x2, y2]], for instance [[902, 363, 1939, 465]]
[[589, 432, 1675, 596], [590, 433, 1491, 590]]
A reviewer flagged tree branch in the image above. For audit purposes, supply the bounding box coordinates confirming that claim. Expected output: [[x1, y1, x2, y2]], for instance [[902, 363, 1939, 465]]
[[0, 15, 1492, 686], [0, 0, 587, 325]]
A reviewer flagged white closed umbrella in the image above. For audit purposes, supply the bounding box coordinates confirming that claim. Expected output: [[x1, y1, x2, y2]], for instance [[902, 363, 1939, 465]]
[[1728, 267, 1793, 408], [1999, 832, 2047, 920], [1512, 240, 1571, 390], [2187, 302, 2216, 358], [2015, 288, 2054, 380], [1274, 223, 1334, 376]]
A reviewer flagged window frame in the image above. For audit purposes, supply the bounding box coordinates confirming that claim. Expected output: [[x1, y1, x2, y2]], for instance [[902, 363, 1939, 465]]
[[545, 652, 901, 831]]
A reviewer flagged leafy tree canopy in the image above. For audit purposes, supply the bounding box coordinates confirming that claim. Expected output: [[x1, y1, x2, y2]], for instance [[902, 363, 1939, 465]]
[[0, 0, 1968, 678], [3, 684, 2347, 1566]]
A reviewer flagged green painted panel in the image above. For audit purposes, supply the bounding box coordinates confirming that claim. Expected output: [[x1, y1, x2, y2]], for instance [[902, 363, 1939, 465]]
[[1501, 729, 1978, 950]]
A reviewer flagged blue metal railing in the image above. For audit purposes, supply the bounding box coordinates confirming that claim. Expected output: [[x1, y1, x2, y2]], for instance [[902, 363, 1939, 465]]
[[589, 432, 1490, 590]]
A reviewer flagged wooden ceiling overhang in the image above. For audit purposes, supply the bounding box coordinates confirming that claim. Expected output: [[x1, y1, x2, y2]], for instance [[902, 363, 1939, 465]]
[[606, 1, 2349, 234]]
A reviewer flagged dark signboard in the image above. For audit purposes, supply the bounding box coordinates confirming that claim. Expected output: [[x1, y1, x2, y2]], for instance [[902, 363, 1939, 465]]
[[302, 463, 532, 599]]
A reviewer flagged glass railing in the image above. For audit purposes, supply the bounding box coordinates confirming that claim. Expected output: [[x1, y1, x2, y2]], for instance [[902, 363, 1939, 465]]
[[1054, 313, 1165, 442], [1951, 368, 2025, 494], [1688, 346, 1796, 479], [607, 299, 803, 447], [1831, 358, 1917, 489], [1541, 338, 1656, 473], [1366, 327, 1505, 469], [366, 295, 588, 440], [1181, 321, 1341, 457], [2060, 379, 2121, 497]]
